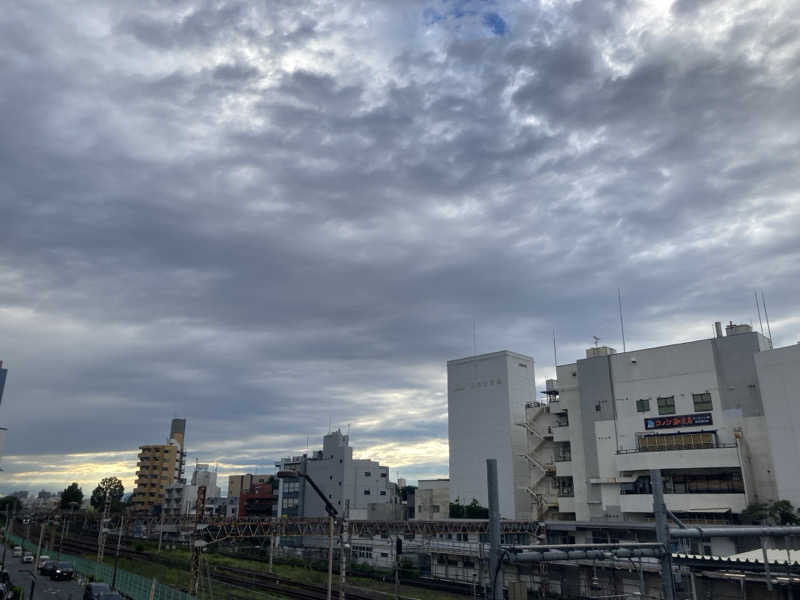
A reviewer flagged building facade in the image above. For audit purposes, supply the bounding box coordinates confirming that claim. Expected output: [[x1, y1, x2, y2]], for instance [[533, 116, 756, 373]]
[[129, 418, 187, 514], [447, 351, 534, 519], [276, 430, 393, 520], [415, 479, 450, 520], [539, 322, 800, 531], [227, 473, 272, 498]]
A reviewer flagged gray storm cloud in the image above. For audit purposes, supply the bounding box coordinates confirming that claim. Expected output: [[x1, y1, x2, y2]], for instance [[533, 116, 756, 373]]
[[0, 0, 799, 491]]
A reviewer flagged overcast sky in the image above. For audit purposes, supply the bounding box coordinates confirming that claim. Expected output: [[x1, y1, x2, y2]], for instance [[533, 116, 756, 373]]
[[1, 0, 799, 495]]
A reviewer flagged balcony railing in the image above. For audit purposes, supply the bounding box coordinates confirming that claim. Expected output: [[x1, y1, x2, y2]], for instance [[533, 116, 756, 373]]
[[554, 454, 572, 462], [617, 442, 737, 454]]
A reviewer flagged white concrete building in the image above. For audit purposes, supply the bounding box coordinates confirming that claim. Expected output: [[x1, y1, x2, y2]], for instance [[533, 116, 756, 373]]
[[162, 464, 221, 517], [540, 322, 800, 536], [415, 479, 450, 520], [448, 351, 534, 519], [276, 430, 395, 520]]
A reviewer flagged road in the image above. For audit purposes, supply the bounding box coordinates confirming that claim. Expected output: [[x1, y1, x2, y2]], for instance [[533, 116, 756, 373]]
[[2, 552, 86, 600]]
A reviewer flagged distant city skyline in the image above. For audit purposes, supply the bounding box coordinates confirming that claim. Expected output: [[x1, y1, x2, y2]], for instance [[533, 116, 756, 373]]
[[1, 0, 799, 493]]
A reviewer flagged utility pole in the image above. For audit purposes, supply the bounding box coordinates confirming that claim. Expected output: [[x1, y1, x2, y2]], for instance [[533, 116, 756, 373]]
[[339, 499, 349, 600], [487, 459, 503, 600], [651, 469, 675, 600], [58, 517, 66, 559], [327, 515, 335, 600], [157, 510, 165, 553], [189, 485, 207, 596], [34, 523, 45, 570], [97, 490, 111, 564], [1, 505, 9, 570], [112, 516, 125, 590]]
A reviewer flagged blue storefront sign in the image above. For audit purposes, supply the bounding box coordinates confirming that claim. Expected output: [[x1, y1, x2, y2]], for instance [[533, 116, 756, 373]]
[[644, 412, 713, 430]]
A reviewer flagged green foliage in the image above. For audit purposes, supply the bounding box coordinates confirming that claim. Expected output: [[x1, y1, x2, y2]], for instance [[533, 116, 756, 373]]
[[0, 495, 23, 513], [59, 482, 84, 509], [741, 500, 800, 525], [90, 477, 125, 512], [449, 498, 489, 519]]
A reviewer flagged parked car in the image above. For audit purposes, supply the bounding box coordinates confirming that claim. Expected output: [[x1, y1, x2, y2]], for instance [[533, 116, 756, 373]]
[[39, 560, 57, 577], [50, 562, 74, 581], [38, 555, 51, 569], [11, 547, 22, 558], [22, 552, 33, 564], [83, 583, 111, 600]]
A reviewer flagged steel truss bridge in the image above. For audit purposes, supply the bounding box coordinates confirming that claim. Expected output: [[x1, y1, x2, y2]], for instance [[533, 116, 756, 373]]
[[124, 516, 541, 542]]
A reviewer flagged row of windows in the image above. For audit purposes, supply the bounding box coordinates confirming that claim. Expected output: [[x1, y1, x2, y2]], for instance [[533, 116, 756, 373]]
[[636, 392, 713, 415]]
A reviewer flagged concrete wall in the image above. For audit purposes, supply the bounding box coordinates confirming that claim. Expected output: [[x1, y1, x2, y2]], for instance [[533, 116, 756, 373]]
[[448, 351, 534, 518], [756, 344, 800, 507]]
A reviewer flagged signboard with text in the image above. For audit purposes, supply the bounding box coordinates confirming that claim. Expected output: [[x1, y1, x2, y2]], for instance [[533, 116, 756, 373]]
[[644, 413, 712, 430]]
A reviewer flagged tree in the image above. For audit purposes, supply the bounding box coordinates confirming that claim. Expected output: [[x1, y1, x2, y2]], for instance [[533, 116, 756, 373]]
[[399, 485, 417, 502], [0, 496, 23, 513], [90, 477, 125, 512], [769, 500, 800, 525], [59, 482, 84, 509], [741, 500, 800, 525], [464, 498, 489, 519]]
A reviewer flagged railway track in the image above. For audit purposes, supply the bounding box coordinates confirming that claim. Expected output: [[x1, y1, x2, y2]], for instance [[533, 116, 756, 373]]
[[48, 532, 474, 599]]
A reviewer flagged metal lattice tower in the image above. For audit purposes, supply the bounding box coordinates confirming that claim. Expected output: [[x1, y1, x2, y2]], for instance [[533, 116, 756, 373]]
[[189, 485, 207, 597], [96, 490, 111, 565]]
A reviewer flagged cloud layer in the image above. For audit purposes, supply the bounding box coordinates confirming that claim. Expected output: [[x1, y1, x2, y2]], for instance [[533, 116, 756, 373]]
[[1, 0, 799, 493]]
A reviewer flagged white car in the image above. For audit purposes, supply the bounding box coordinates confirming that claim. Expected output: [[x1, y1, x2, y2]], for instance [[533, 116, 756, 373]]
[[11, 547, 22, 558], [38, 555, 51, 569], [22, 553, 33, 564]]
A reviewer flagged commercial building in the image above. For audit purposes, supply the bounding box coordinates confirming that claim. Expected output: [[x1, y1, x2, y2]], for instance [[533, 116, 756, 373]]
[[530, 322, 800, 544], [447, 351, 534, 519], [239, 482, 277, 518], [276, 430, 394, 520], [129, 418, 187, 514], [227, 473, 272, 498], [415, 479, 450, 520]]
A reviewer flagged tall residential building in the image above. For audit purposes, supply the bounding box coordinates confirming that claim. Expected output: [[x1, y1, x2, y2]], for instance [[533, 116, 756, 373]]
[[227, 473, 272, 498], [447, 351, 534, 519], [276, 430, 394, 520], [129, 418, 187, 514], [539, 322, 800, 533]]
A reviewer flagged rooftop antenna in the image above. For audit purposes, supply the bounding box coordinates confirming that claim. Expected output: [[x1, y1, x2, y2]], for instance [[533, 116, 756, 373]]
[[754, 291, 764, 335], [473, 320, 477, 355], [328, 415, 332, 434], [593, 335, 600, 348], [618, 288, 627, 352], [761, 291, 773, 346]]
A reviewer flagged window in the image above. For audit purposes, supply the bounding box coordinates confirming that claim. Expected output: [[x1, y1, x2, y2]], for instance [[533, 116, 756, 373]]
[[380, 490, 386, 496], [636, 398, 650, 413], [381, 552, 388, 558], [432, 505, 440, 513], [380, 472, 387, 478], [363, 489, 371, 495], [693, 392, 713, 412], [364, 471, 371, 477], [657, 396, 676, 415]]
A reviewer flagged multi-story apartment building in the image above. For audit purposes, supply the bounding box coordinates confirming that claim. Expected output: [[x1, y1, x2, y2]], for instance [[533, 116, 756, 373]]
[[162, 463, 221, 517], [534, 322, 800, 539], [276, 430, 393, 519], [129, 418, 186, 514], [447, 351, 534, 519]]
